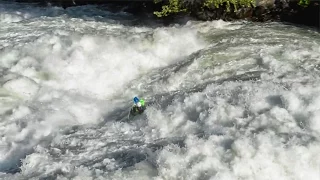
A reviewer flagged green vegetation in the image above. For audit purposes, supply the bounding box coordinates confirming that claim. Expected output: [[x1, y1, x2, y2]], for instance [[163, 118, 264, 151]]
[[154, 0, 312, 17], [204, 0, 255, 12], [154, 0, 255, 17], [298, 0, 310, 7], [154, 0, 187, 17]]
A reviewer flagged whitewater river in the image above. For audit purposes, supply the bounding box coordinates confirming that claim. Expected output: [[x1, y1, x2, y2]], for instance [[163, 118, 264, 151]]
[[1, 1, 320, 179]]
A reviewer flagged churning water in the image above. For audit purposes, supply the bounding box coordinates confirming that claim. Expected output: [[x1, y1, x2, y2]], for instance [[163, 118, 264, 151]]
[[1, 1, 320, 179]]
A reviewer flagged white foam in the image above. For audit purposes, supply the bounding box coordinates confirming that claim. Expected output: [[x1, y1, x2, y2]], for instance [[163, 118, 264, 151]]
[[1, 1, 320, 179], [25, 26, 205, 99], [3, 78, 39, 100], [0, 13, 23, 23], [0, 2, 206, 175], [147, 81, 320, 180]]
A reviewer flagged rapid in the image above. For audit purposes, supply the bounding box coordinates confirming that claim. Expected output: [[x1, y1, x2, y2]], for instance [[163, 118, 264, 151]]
[[1, 1, 320, 179]]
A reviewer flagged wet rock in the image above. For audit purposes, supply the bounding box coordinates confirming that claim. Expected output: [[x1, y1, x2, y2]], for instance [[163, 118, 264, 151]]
[[279, 1, 320, 27], [190, 0, 319, 27], [256, 0, 275, 7]]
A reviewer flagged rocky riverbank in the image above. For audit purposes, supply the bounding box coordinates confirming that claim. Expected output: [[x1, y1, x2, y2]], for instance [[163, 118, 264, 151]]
[[192, 0, 319, 27], [9, 0, 320, 27]]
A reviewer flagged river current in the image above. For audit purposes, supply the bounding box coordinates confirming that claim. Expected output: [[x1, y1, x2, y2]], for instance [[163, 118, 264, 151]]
[[0, 1, 320, 179]]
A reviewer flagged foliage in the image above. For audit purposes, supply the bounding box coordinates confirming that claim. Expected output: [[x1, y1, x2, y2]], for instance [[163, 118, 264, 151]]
[[204, 0, 254, 12], [154, 0, 312, 17], [154, 0, 187, 17], [154, 0, 255, 17], [298, 0, 310, 7]]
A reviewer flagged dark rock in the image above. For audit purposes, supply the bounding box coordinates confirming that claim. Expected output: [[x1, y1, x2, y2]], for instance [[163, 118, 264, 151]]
[[236, 7, 254, 20], [190, 0, 319, 27], [279, 1, 320, 27]]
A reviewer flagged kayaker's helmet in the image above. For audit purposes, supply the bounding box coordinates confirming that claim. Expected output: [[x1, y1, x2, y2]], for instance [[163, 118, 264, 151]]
[[133, 97, 140, 105]]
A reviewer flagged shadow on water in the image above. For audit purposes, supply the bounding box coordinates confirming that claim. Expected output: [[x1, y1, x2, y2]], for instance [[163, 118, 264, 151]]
[[145, 70, 263, 110], [33, 137, 187, 180], [102, 104, 132, 123], [266, 95, 285, 108], [79, 137, 186, 171], [0, 0, 193, 27]]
